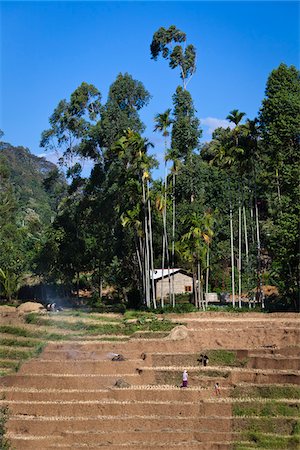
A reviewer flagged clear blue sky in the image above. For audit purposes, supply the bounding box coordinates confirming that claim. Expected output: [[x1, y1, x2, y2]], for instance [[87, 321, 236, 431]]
[[1, 1, 299, 177]]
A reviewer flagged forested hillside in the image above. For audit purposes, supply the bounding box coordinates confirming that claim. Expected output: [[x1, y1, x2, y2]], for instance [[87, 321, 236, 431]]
[[0, 140, 66, 300], [0, 27, 299, 311]]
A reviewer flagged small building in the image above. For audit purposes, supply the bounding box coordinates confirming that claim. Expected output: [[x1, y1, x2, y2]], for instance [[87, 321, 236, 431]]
[[150, 269, 193, 300]]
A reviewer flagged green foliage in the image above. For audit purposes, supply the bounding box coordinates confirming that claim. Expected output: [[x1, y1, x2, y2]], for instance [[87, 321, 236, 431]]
[[232, 385, 300, 400], [1, 60, 299, 313], [233, 401, 299, 417], [206, 350, 237, 366], [0, 403, 11, 450], [100, 73, 150, 149], [171, 86, 201, 162], [243, 432, 299, 449], [40, 82, 101, 161], [150, 25, 196, 88]]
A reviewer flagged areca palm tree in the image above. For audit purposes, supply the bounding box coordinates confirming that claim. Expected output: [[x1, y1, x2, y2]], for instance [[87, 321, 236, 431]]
[[154, 109, 172, 306], [166, 148, 181, 307], [210, 127, 241, 307], [226, 110, 246, 307], [180, 212, 213, 310], [113, 129, 157, 308]]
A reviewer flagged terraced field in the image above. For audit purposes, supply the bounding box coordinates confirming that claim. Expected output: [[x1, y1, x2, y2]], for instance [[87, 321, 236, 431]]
[[0, 306, 299, 449]]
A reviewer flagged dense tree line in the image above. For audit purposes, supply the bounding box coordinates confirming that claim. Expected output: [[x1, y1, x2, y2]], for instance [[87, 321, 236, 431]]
[[0, 27, 299, 310]]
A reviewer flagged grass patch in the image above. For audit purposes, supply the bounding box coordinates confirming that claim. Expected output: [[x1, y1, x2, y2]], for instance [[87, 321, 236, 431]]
[[0, 361, 20, 369], [0, 325, 43, 339], [25, 314, 124, 334], [0, 338, 42, 348], [207, 350, 248, 367], [244, 432, 299, 449], [0, 347, 37, 360], [233, 417, 300, 435], [123, 310, 156, 320], [58, 311, 121, 323], [232, 385, 300, 400], [0, 402, 11, 449], [233, 401, 300, 417], [24, 313, 176, 336]]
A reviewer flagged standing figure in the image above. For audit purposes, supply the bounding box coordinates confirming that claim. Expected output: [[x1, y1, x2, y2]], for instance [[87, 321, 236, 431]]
[[181, 369, 188, 388], [214, 382, 221, 396]]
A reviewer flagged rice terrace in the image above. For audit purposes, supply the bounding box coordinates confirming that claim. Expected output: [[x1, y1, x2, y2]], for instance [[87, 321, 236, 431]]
[[1, 1, 299, 449], [0, 305, 299, 449]]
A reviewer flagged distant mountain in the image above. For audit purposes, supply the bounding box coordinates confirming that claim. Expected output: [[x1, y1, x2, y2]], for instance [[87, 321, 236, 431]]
[[0, 142, 66, 225]]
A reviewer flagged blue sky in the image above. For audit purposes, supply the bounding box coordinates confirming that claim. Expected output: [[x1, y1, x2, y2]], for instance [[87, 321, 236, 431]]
[[0, 1, 299, 177]]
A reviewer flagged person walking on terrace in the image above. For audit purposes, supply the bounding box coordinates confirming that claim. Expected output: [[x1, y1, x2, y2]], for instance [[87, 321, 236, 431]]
[[214, 382, 221, 396], [181, 369, 188, 388]]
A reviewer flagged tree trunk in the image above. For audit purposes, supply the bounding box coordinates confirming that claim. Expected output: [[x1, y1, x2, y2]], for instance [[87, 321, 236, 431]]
[[197, 260, 202, 310], [238, 203, 242, 308], [142, 180, 151, 308], [206, 244, 210, 295], [98, 263, 102, 299], [171, 172, 176, 308], [243, 205, 249, 265], [147, 181, 156, 309], [76, 271, 80, 299], [230, 205, 235, 307], [193, 271, 198, 308], [255, 199, 263, 308]]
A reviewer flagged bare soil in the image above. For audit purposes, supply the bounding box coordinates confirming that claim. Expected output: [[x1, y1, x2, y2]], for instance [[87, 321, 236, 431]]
[[0, 311, 299, 449]]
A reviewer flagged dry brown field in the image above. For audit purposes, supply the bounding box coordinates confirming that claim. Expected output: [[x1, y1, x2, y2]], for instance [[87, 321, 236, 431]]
[[0, 308, 299, 449]]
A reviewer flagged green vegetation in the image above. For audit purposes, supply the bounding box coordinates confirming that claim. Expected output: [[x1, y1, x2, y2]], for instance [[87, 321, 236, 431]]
[[233, 400, 299, 418], [231, 376, 300, 449], [206, 350, 248, 367], [232, 385, 300, 400], [0, 27, 299, 312], [24, 312, 175, 336], [235, 432, 299, 449], [233, 417, 300, 435], [0, 403, 11, 450]]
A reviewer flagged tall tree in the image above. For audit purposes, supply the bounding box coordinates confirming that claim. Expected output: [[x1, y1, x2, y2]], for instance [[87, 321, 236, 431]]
[[154, 109, 173, 305], [150, 25, 196, 90], [100, 73, 151, 151], [259, 63, 300, 308], [226, 109, 246, 307], [40, 82, 101, 164]]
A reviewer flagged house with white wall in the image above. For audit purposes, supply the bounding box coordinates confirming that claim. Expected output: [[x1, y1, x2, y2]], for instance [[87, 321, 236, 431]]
[[150, 269, 193, 300]]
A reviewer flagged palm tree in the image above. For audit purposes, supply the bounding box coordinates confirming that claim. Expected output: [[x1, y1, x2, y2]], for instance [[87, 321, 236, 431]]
[[166, 148, 181, 307], [210, 127, 242, 307], [154, 109, 172, 306], [226, 109, 246, 127], [112, 129, 157, 308], [180, 212, 212, 310], [226, 110, 246, 307]]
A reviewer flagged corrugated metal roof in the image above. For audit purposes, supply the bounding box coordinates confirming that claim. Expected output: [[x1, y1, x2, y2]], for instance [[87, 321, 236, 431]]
[[150, 269, 186, 280]]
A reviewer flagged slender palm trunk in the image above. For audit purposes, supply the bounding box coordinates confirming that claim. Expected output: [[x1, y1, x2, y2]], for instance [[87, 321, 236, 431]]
[[142, 180, 151, 308], [238, 203, 242, 308], [255, 198, 263, 308], [243, 205, 249, 265], [197, 261, 201, 309], [206, 244, 210, 294], [193, 271, 198, 308], [160, 217, 166, 307], [230, 203, 235, 307], [171, 171, 176, 308], [147, 181, 156, 309], [161, 161, 170, 307]]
